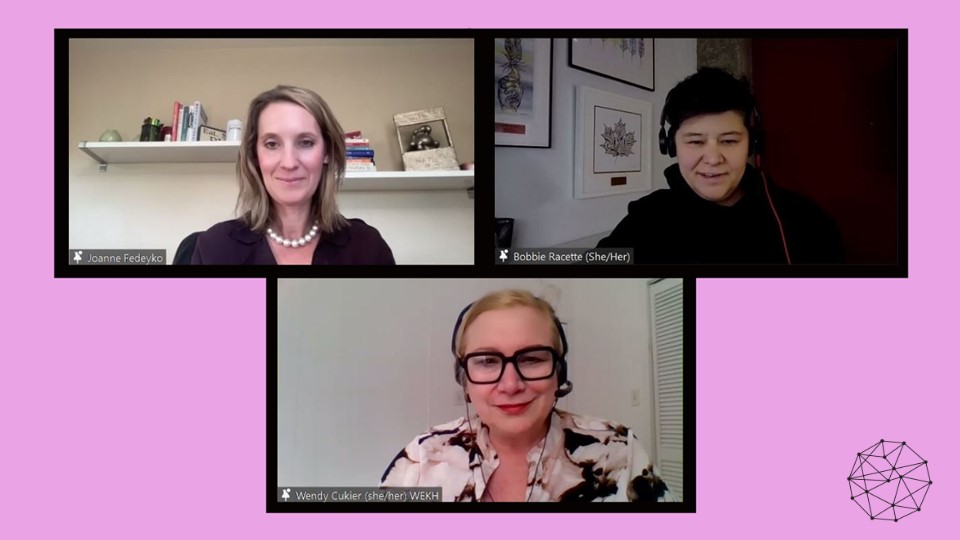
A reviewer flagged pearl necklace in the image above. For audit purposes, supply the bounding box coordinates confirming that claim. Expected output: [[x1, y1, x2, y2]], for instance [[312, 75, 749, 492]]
[[267, 222, 319, 248]]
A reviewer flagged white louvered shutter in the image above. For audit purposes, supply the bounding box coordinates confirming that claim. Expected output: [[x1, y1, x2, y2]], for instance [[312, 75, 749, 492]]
[[649, 278, 684, 501]]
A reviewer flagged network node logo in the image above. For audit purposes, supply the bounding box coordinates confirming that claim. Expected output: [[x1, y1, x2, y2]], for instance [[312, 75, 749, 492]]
[[848, 439, 931, 522]]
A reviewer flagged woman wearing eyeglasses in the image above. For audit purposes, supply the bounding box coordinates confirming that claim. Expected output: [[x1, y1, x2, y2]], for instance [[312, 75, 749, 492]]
[[380, 289, 676, 502]]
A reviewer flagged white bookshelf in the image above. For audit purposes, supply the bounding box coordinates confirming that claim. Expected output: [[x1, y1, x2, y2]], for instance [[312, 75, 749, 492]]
[[342, 170, 473, 192], [78, 141, 240, 170], [77, 141, 474, 193]]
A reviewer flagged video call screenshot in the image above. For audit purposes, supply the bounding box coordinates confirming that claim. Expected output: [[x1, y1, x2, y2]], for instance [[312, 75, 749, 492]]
[[63, 35, 476, 269], [274, 278, 690, 508], [60, 31, 903, 278], [52, 28, 906, 516]]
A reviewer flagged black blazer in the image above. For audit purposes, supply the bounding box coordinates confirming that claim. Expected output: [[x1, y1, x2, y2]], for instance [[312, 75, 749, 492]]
[[190, 218, 396, 265]]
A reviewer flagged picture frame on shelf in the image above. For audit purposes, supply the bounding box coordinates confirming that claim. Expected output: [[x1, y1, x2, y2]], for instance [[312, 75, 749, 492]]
[[393, 107, 460, 171], [198, 125, 226, 142], [574, 86, 653, 199], [495, 38, 553, 148], [569, 38, 655, 91]]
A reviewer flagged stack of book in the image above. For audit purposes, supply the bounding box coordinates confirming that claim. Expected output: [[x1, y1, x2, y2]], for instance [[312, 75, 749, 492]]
[[344, 131, 377, 172], [170, 100, 210, 142]]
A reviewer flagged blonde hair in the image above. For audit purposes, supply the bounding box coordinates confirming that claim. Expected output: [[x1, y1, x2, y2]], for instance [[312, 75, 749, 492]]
[[235, 85, 348, 233], [454, 289, 564, 360]]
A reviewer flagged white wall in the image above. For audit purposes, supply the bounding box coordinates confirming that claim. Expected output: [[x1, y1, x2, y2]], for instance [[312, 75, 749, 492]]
[[277, 278, 669, 487], [495, 38, 697, 248], [68, 39, 474, 264]]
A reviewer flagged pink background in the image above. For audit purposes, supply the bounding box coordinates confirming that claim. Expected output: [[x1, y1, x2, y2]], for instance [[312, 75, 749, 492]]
[[5, 2, 954, 538]]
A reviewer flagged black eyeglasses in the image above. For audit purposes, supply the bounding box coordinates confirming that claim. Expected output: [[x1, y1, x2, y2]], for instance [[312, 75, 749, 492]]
[[459, 346, 560, 384]]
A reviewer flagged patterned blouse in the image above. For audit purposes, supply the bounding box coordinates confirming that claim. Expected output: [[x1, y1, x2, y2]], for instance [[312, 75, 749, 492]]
[[380, 409, 675, 502]]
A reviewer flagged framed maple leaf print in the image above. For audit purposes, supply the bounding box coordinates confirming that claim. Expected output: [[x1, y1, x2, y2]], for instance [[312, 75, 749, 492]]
[[569, 38, 654, 91], [574, 86, 652, 199]]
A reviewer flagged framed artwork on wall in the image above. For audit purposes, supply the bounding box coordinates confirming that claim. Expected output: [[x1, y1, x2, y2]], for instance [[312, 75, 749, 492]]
[[569, 38, 655, 91], [495, 38, 553, 148], [574, 86, 653, 199]]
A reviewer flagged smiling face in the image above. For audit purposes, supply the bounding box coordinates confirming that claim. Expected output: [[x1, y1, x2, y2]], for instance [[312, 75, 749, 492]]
[[256, 101, 328, 211], [674, 110, 751, 206], [461, 306, 559, 447]]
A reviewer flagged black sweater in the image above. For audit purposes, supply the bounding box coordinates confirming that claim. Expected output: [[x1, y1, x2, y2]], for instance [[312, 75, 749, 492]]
[[597, 164, 843, 264]]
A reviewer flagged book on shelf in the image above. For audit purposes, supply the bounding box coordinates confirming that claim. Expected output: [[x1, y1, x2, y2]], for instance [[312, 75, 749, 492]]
[[344, 131, 374, 169], [346, 164, 378, 172], [180, 106, 190, 142], [171, 101, 182, 142], [344, 131, 371, 144], [186, 103, 196, 141], [170, 100, 203, 142], [187, 101, 208, 142]]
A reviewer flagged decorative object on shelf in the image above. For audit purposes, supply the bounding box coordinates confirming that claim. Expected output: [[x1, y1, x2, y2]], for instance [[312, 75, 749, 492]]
[[459, 161, 475, 171], [569, 38, 655, 91], [98, 129, 122, 142], [407, 126, 441, 151], [139, 117, 162, 142], [574, 86, 653, 199], [199, 125, 227, 142], [495, 38, 553, 148], [393, 107, 459, 171], [226, 119, 243, 142]]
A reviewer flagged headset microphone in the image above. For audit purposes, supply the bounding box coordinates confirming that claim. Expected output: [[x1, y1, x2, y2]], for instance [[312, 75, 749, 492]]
[[554, 381, 573, 398]]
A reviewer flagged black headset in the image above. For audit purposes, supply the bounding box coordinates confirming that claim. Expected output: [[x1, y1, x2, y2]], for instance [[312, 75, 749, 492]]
[[658, 101, 765, 158], [451, 302, 572, 398]]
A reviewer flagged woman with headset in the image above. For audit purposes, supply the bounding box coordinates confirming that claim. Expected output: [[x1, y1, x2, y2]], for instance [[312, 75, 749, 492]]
[[380, 290, 674, 502], [598, 67, 843, 264]]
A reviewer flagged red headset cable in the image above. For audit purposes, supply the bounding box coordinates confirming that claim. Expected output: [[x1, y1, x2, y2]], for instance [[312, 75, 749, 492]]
[[755, 154, 792, 265]]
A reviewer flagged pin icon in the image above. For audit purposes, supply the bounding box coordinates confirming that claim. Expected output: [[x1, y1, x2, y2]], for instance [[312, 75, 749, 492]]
[[281, 488, 291, 501], [73, 251, 83, 263], [499, 249, 508, 262]]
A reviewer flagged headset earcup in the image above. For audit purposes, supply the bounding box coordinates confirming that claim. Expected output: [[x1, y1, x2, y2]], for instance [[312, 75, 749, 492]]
[[451, 302, 473, 385], [658, 126, 670, 156]]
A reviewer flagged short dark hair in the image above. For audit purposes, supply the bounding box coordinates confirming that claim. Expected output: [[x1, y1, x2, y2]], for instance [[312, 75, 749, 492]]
[[662, 67, 758, 143]]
